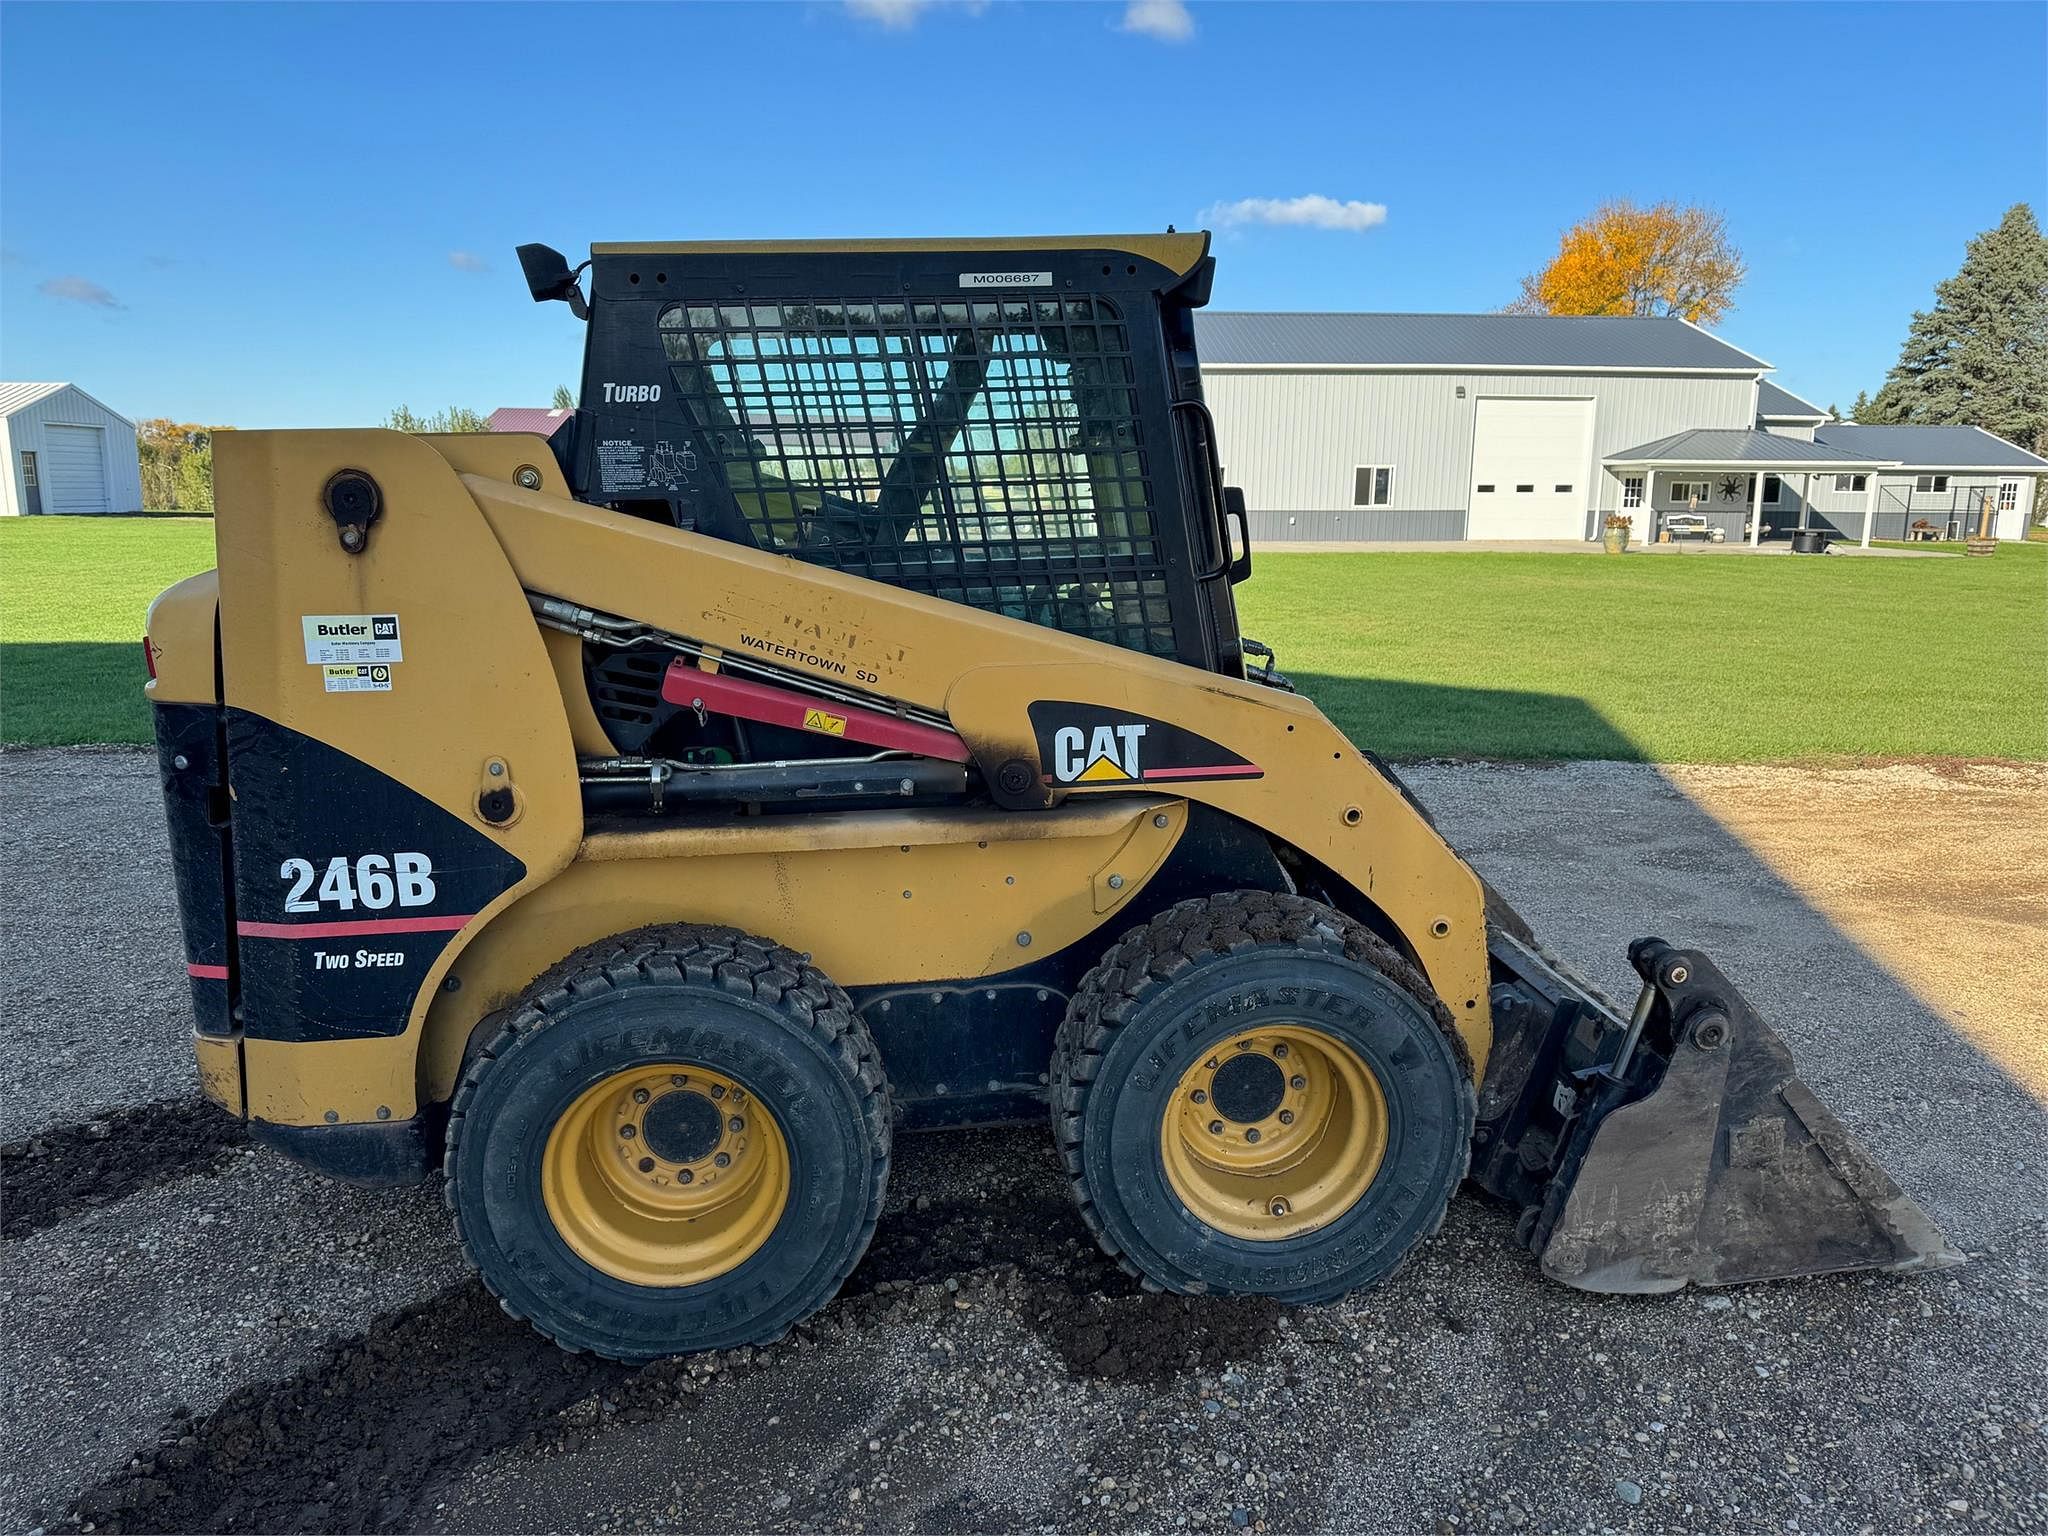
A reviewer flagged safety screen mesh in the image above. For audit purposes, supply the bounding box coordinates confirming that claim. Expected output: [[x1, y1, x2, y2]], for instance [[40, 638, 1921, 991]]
[[658, 294, 1175, 655]]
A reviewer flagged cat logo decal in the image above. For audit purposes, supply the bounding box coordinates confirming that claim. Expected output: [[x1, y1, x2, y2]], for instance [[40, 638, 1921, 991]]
[[1029, 703, 1261, 786]]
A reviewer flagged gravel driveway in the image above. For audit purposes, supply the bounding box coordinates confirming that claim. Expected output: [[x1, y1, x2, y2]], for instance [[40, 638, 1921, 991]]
[[3, 748, 2042, 1534]]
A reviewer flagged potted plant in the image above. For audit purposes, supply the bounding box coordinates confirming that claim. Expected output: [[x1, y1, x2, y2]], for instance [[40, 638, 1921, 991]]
[[1602, 513, 1633, 554]]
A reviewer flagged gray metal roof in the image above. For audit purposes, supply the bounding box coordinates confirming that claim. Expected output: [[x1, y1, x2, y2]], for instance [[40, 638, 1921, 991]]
[[1756, 379, 1828, 419], [1193, 312, 1768, 372], [1605, 429, 1896, 468], [0, 381, 70, 416], [1815, 424, 2048, 470]]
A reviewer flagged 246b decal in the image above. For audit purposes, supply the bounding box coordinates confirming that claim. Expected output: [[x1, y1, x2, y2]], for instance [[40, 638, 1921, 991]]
[[1028, 703, 1261, 786], [279, 852, 437, 913]]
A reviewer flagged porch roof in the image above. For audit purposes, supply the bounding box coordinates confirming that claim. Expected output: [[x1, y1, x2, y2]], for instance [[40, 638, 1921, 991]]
[[1604, 428, 1899, 471]]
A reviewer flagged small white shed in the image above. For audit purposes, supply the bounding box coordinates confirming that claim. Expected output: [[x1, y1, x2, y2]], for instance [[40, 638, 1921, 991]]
[[0, 382, 144, 516]]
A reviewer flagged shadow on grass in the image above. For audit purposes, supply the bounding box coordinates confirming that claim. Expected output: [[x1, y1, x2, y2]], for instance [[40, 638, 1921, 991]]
[[1, 643, 152, 746], [1286, 671, 1647, 762]]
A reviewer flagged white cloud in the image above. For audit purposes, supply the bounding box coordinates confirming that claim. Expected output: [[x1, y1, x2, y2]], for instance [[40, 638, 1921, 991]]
[[39, 275, 124, 308], [1120, 0, 1194, 41], [1202, 194, 1388, 233], [846, 0, 934, 27], [449, 251, 490, 273]]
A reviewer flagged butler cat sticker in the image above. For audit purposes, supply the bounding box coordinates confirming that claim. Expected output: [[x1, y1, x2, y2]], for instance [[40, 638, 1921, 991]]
[[1029, 703, 1262, 786]]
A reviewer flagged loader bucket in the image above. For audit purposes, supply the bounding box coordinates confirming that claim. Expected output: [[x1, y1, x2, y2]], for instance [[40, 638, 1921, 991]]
[[1474, 935, 1963, 1293]]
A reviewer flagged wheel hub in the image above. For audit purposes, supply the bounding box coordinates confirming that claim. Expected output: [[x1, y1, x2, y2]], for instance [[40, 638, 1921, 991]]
[[542, 1064, 788, 1287], [640, 1086, 726, 1165], [1209, 1050, 1286, 1124], [1161, 1025, 1389, 1241]]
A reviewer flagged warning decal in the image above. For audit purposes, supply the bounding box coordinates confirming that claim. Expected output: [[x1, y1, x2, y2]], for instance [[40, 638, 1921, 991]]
[[303, 614, 402, 666], [323, 664, 393, 694], [801, 707, 848, 737]]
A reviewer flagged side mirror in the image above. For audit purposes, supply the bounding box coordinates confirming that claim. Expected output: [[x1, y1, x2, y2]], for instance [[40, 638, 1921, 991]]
[[516, 243, 589, 320]]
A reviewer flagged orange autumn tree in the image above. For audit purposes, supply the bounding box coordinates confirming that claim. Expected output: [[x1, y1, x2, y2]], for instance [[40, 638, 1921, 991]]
[[1511, 201, 1746, 326]]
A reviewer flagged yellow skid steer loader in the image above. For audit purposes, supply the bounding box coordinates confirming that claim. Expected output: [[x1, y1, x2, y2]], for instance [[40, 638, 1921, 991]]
[[143, 233, 1956, 1359]]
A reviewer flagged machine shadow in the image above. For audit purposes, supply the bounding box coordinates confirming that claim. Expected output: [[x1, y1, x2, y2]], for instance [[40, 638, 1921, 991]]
[[1282, 670, 2041, 1252], [1279, 672, 1649, 763], [0, 642, 154, 745]]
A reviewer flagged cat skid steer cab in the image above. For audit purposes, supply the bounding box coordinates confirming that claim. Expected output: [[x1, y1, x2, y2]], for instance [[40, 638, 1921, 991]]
[[143, 232, 1956, 1360]]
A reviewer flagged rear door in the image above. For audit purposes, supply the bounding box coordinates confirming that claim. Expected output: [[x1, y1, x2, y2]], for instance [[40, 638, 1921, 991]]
[[1466, 398, 1594, 540]]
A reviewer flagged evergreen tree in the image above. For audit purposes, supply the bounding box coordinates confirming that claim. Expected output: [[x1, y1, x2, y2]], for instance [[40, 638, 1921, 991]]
[[552, 384, 576, 410], [1849, 389, 1874, 424], [1868, 204, 2048, 451]]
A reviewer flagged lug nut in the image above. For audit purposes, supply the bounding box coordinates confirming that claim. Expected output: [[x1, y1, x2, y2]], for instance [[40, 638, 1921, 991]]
[[1191, 1089, 1208, 1105], [672, 1074, 688, 1086], [1245, 1128, 1262, 1143], [1278, 1110, 1295, 1125], [1209, 1120, 1225, 1135], [619, 1124, 636, 1139], [731, 1089, 746, 1105], [633, 1088, 650, 1104], [710, 1084, 727, 1100], [677, 1168, 694, 1184], [728, 1116, 744, 1133], [1269, 1197, 1291, 1217], [1290, 1074, 1307, 1090], [638, 1156, 655, 1173], [714, 1152, 732, 1168], [1272, 1043, 1289, 1058]]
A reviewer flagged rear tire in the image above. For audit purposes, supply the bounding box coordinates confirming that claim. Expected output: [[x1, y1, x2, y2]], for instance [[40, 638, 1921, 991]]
[[445, 924, 890, 1361], [1050, 892, 1473, 1302]]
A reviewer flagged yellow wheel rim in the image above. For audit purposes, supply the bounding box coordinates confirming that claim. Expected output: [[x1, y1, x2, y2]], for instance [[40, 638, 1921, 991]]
[[1161, 1025, 1388, 1241], [541, 1064, 790, 1288]]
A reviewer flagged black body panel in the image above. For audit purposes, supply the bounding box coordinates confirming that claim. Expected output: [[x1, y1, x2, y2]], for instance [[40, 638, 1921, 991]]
[[224, 711, 527, 1043], [853, 802, 1292, 1129], [153, 702, 236, 1036]]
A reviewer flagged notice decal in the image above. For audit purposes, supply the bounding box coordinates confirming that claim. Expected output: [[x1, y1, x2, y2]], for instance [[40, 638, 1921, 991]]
[[302, 613, 402, 666]]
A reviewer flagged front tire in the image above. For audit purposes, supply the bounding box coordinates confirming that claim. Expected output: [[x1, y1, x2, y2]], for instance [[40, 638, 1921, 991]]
[[445, 925, 890, 1360], [1050, 892, 1473, 1303]]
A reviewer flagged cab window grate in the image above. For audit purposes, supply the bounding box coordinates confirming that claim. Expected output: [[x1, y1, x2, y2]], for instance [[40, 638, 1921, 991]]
[[658, 292, 1175, 656]]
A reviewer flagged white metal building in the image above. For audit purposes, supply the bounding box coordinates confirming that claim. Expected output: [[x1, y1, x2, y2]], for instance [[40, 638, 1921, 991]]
[[1195, 315, 2043, 543], [0, 382, 144, 516]]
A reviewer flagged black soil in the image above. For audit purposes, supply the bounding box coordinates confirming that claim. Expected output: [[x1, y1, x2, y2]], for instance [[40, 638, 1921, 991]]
[[59, 1130, 1287, 1534], [2, 1097, 248, 1240]]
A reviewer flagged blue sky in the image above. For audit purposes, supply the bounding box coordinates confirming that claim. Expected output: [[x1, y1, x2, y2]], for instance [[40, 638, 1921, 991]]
[[2, 1, 2041, 427]]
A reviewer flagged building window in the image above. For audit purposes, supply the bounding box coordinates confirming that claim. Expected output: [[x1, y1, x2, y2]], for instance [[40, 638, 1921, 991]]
[[1834, 473, 1867, 493], [1669, 479, 1711, 504], [1352, 465, 1393, 507], [1745, 474, 1784, 505], [1915, 474, 1949, 493], [1622, 475, 1644, 509], [1515, 483, 1534, 493], [1475, 483, 1496, 494], [1998, 480, 2018, 511]]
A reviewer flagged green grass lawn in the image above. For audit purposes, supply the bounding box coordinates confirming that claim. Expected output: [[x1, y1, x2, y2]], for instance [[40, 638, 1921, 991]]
[[2, 517, 217, 746], [1237, 542, 2047, 761], [2, 516, 2043, 761]]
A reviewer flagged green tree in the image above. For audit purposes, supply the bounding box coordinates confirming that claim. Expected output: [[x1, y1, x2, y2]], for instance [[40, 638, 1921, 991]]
[[173, 445, 214, 511], [1867, 204, 2048, 452], [552, 384, 576, 410], [1849, 389, 1873, 423], [384, 405, 492, 433], [136, 419, 227, 511]]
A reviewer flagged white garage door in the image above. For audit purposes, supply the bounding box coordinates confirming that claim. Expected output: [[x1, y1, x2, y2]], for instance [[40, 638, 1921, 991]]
[[1466, 398, 1595, 540], [43, 424, 110, 513]]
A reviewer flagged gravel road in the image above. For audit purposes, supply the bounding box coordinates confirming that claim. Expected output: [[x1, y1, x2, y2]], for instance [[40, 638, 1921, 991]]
[[2, 747, 2042, 1534]]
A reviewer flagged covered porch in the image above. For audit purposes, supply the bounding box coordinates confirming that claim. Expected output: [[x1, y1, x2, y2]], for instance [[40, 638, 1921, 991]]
[[1602, 430, 1900, 547]]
